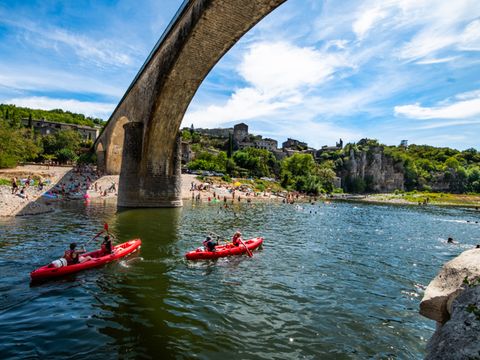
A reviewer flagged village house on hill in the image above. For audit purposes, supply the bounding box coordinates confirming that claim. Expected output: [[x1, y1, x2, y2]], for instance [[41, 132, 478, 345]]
[[22, 118, 99, 141], [233, 123, 278, 152], [182, 121, 346, 165]]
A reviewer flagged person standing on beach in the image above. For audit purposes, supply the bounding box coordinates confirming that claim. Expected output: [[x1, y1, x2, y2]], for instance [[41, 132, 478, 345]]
[[11, 177, 18, 194]]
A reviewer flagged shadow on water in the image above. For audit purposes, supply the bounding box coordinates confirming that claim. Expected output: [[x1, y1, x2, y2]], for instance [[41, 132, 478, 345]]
[[94, 207, 185, 359]]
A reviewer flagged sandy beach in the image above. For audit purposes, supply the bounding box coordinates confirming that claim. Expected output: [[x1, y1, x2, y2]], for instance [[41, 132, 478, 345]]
[[0, 165, 282, 216]]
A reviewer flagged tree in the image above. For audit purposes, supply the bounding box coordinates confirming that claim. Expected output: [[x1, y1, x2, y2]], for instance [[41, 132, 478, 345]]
[[0, 120, 41, 168], [227, 133, 234, 158], [56, 148, 78, 164], [233, 148, 277, 178]]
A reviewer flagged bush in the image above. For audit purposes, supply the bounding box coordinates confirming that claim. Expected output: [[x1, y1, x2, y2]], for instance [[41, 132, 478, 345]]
[[56, 148, 78, 163], [77, 152, 97, 164], [222, 174, 231, 182]]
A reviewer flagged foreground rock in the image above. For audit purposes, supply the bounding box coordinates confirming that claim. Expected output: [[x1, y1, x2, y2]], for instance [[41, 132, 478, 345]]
[[425, 285, 480, 360], [420, 248, 480, 323], [420, 248, 480, 359]]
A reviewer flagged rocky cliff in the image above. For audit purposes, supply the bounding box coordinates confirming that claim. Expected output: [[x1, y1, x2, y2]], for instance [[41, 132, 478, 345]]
[[340, 147, 404, 193]]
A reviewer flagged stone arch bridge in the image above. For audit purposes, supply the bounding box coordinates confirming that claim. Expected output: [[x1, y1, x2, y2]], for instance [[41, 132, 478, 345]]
[[94, 0, 286, 207]]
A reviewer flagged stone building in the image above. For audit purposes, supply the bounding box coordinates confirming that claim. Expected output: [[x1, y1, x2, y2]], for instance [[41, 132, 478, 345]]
[[233, 123, 248, 142], [254, 137, 278, 151], [194, 127, 233, 138], [22, 118, 99, 141], [180, 141, 194, 164], [282, 138, 307, 150]]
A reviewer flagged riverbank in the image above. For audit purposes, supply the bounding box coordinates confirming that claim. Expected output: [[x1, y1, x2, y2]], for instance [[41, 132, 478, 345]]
[[4, 165, 478, 216], [339, 192, 480, 209], [0, 165, 282, 216]]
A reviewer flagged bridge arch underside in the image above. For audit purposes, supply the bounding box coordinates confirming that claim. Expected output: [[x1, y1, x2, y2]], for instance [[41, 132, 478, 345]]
[[104, 116, 129, 175], [95, 141, 105, 173], [113, 0, 286, 207]]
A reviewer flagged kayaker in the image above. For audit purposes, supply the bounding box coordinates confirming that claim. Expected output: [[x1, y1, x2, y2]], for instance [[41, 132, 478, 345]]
[[64, 243, 90, 265], [202, 236, 217, 252], [101, 235, 113, 255], [232, 231, 243, 247]]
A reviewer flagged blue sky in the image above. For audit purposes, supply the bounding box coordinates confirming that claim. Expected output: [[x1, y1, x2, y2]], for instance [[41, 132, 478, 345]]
[[1, 0, 479, 150]]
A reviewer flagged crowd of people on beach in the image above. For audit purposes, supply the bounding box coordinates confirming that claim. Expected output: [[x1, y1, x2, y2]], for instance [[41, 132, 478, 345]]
[[9, 164, 118, 203]]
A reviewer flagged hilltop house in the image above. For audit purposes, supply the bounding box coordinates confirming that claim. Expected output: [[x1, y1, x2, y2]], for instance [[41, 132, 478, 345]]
[[22, 118, 99, 141]]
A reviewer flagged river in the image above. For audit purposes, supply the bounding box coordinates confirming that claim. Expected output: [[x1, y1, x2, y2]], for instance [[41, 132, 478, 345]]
[[0, 200, 479, 359]]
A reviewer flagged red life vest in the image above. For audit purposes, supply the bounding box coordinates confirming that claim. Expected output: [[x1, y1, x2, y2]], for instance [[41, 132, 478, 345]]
[[64, 249, 79, 264], [232, 235, 241, 246]]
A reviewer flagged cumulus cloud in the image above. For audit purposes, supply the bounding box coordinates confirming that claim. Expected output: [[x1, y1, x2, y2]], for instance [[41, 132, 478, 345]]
[[184, 41, 354, 128], [394, 90, 480, 119], [4, 96, 115, 119], [238, 42, 352, 95]]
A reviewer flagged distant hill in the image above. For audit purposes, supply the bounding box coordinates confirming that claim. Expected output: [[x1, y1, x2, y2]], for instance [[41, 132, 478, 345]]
[[0, 104, 105, 128]]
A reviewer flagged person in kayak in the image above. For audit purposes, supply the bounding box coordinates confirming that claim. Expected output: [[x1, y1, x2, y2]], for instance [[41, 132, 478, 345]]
[[101, 235, 113, 255], [202, 236, 217, 252], [232, 231, 243, 247], [64, 243, 90, 265]]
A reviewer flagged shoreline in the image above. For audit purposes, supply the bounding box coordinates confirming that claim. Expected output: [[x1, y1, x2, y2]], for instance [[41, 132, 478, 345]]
[[2, 165, 479, 216], [0, 166, 283, 216], [335, 193, 480, 209]]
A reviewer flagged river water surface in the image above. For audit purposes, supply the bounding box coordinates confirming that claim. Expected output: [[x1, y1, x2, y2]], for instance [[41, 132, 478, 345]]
[[1, 200, 479, 359]]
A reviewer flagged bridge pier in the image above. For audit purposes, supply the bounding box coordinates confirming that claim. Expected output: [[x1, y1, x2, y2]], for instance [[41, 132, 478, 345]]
[[118, 122, 182, 208]]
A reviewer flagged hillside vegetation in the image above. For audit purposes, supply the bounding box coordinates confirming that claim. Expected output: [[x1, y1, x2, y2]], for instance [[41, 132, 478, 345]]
[[182, 130, 480, 195], [0, 104, 105, 128], [0, 105, 99, 168]]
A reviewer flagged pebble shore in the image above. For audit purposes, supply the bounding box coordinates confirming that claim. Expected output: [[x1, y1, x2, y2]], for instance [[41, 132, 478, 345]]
[[0, 166, 282, 217]]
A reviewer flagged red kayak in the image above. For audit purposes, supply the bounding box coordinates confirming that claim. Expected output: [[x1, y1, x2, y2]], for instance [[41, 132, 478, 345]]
[[185, 237, 263, 260], [31, 239, 142, 280]]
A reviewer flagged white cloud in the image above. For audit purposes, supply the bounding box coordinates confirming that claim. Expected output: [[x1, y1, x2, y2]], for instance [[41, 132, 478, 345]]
[[184, 41, 354, 128], [396, 1, 480, 61], [352, 7, 387, 40], [1, 17, 138, 68], [394, 90, 480, 119], [415, 56, 458, 65], [3, 96, 115, 119], [0, 66, 124, 98], [459, 19, 480, 51], [238, 42, 352, 95], [45, 29, 135, 67]]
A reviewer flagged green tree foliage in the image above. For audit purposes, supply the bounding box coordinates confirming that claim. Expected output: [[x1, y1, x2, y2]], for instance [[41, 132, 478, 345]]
[[55, 148, 78, 163], [227, 133, 234, 158], [280, 154, 336, 194], [181, 129, 192, 142], [0, 120, 41, 168], [0, 104, 104, 127], [233, 148, 277, 178], [187, 151, 227, 172], [384, 144, 480, 193], [40, 129, 83, 163]]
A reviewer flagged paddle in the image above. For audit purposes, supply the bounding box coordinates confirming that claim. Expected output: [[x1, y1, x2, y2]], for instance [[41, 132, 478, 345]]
[[83, 223, 111, 249], [239, 238, 253, 257], [83, 229, 105, 248]]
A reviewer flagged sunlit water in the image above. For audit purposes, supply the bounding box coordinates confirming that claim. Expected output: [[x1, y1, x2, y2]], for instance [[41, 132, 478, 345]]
[[1, 199, 479, 359]]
